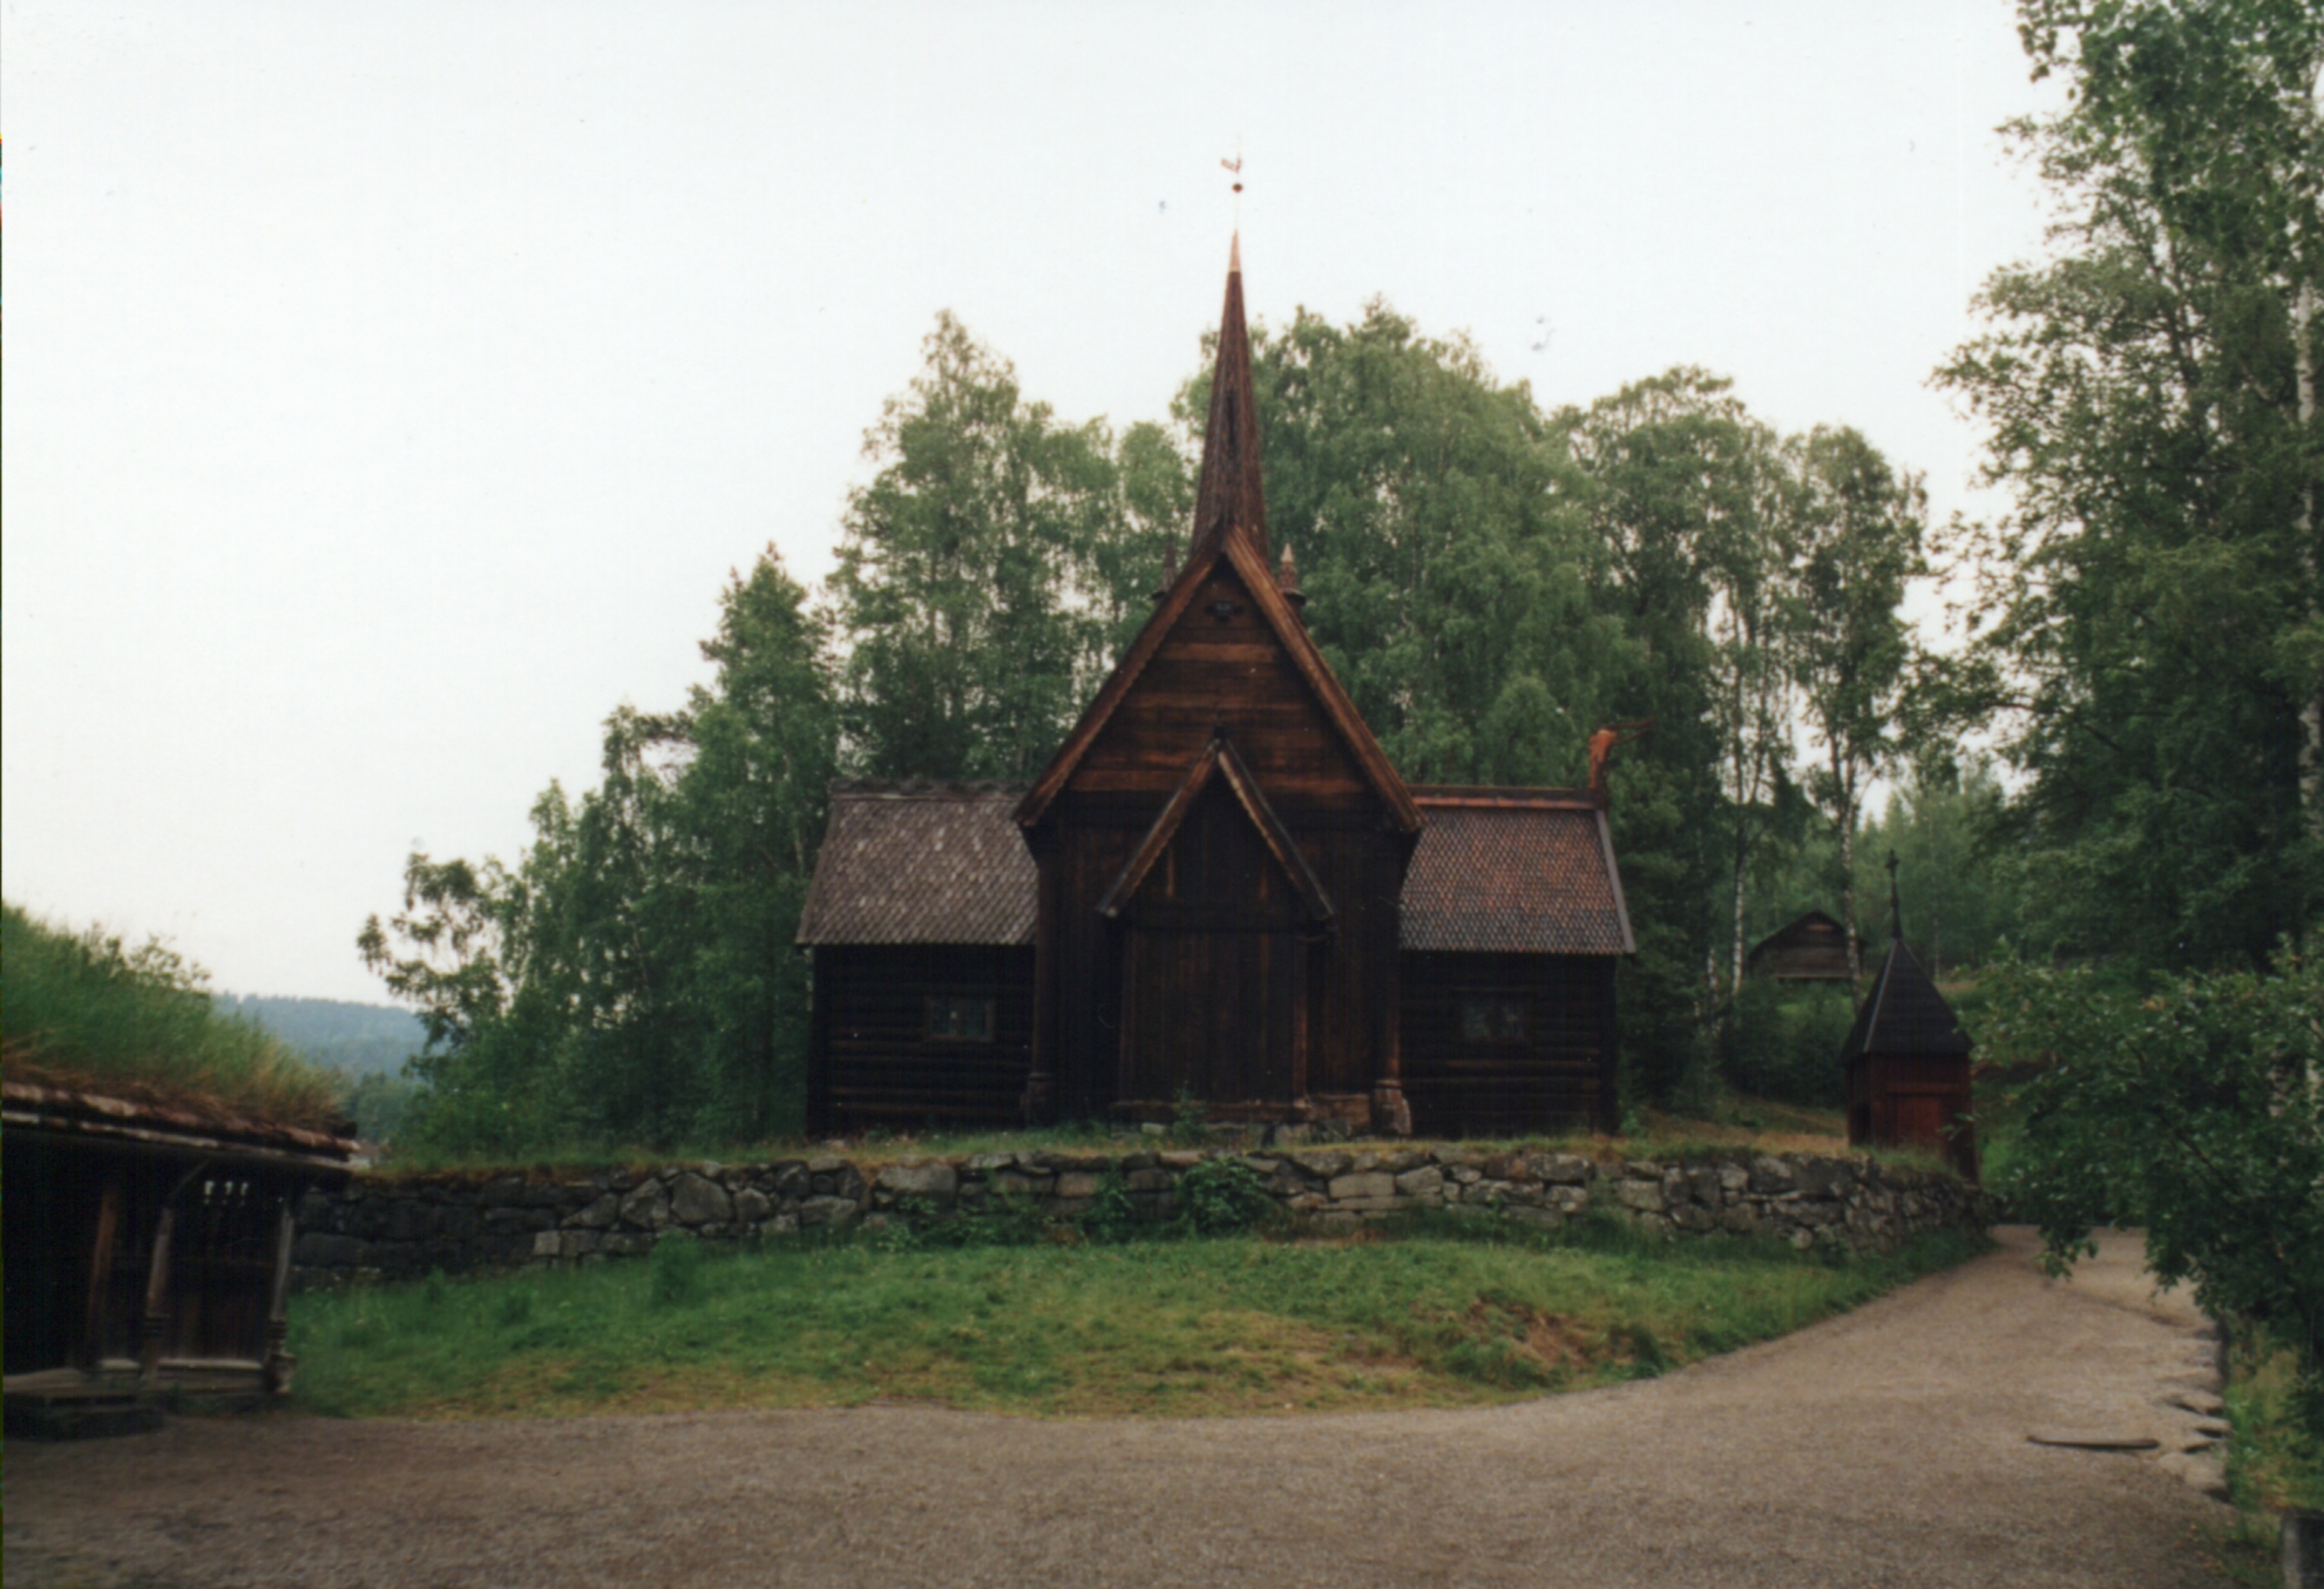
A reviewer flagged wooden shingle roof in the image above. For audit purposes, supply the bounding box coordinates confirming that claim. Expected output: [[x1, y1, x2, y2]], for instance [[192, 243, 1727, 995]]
[[802, 784, 1635, 956], [1400, 789, 1634, 956], [1840, 937, 1972, 1061], [795, 783, 1036, 947], [2, 1077, 356, 1176]]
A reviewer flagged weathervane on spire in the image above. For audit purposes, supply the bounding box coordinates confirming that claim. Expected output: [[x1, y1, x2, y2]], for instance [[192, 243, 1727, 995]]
[[1222, 149, 1243, 228]]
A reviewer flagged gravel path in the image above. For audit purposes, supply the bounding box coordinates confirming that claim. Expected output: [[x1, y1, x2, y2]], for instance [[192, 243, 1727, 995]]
[[7, 1227, 2236, 1588]]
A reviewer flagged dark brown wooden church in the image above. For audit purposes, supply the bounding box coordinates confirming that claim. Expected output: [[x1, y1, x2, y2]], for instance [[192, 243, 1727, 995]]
[[799, 242, 1634, 1139]]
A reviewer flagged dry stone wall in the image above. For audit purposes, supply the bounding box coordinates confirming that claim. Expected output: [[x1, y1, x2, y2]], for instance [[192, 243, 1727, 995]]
[[293, 1146, 1982, 1288]]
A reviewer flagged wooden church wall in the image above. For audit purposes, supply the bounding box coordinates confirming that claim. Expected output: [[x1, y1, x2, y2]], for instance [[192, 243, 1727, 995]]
[[809, 944, 1036, 1133], [1400, 954, 1617, 1137], [1067, 570, 1372, 806], [1037, 564, 1411, 1123]]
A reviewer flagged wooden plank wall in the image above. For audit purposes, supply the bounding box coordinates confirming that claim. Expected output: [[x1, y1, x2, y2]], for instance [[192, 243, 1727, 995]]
[[2, 1140, 293, 1374], [1044, 804, 1407, 1119], [1400, 953, 1613, 1138], [812, 945, 1036, 1132], [1846, 1052, 1977, 1178], [1068, 569, 1371, 806], [1117, 781, 1305, 1106], [1038, 559, 1411, 1124]]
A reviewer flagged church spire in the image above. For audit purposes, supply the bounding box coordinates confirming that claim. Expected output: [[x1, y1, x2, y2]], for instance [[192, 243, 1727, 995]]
[[1186, 232, 1269, 563]]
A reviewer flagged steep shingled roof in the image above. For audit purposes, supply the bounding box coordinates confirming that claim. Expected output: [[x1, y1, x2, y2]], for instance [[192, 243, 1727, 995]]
[[1400, 790, 1634, 956], [1840, 937, 1972, 1061], [794, 783, 1036, 947]]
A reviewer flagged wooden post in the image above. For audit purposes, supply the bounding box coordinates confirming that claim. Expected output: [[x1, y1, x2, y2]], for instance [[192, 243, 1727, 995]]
[[262, 1197, 298, 1395], [1370, 841, 1411, 1137], [140, 1204, 177, 1387], [1022, 827, 1059, 1126], [73, 1180, 125, 1376]]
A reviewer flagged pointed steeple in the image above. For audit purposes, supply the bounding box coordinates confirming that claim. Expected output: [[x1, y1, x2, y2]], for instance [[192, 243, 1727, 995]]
[[1187, 233, 1269, 562]]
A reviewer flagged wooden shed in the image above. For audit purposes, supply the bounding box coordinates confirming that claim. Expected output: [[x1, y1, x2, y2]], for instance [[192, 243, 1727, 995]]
[[798, 237, 1634, 1138], [1745, 910, 1854, 982], [3, 1078, 354, 1436], [1841, 934, 1977, 1180]]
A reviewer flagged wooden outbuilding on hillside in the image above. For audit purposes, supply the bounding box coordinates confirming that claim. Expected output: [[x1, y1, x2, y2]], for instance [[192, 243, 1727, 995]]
[[1745, 910, 1854, 982]]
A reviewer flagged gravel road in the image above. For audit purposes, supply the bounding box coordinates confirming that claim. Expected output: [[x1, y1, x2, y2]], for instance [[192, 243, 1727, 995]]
[[6, 1227, 2238, 1588]]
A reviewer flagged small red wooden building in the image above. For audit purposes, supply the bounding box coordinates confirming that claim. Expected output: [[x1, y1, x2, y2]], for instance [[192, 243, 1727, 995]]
[[798, 239, 1634, 1138], [1841, 878, 1976, 1179]]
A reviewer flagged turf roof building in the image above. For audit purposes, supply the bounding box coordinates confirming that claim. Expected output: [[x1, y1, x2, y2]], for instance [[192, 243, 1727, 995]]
[[3, 1077, 355, 1434], [798, 242, 1633, 1139]]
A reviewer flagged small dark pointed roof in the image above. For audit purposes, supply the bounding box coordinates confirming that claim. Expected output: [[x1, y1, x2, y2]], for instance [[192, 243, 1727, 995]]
[[1840, 937, 1972, 1062], [1188, 233, 1268, 562]]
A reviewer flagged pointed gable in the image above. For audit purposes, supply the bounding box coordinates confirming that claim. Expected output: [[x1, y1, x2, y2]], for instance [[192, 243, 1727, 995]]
[[1014, 240, 1420, 833], [1841, 939, 1972, 1061], [1098, 734, 1334, 923]]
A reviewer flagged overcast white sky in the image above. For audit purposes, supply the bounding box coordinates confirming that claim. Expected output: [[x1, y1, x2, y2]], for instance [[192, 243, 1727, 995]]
[[2, 1, 2063, 1003]]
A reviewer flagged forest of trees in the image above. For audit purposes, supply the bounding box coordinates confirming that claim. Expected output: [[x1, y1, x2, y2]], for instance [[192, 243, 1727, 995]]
[[359, 0, 2319, 1169]]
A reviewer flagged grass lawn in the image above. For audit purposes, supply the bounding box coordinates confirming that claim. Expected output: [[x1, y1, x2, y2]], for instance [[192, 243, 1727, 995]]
[[289, 1218, 1987, 1421]]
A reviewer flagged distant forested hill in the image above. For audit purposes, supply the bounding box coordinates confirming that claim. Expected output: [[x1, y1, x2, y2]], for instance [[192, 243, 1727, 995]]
[[214, 994, 426, 1077]]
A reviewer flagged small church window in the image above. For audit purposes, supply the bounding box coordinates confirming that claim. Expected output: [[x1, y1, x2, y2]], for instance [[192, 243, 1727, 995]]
[[925, 996, 996, 1043], [1460, 998, 1527, 1043]]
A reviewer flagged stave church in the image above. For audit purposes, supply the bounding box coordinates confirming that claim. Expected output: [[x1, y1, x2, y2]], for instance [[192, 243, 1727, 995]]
[[797, 241, 1634, 1139]]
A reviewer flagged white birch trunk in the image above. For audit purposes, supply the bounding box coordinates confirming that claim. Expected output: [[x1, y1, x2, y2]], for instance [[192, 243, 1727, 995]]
[[2298, 281, 2320, 842]]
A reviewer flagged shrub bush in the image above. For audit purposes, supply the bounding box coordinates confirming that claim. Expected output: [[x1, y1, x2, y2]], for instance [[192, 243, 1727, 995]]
[[1176, 1155, 1275, 1236], [1725, 978, 1852, 1107], [1079, 1170, 1141, 1244]]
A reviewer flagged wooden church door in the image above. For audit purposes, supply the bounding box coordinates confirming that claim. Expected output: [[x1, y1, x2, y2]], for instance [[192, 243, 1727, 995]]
[[1115, 779, 1309, 1110]]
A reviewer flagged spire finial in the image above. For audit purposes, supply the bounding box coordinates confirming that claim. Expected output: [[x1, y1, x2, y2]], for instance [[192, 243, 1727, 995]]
[[1887, 850, 1903, 942]]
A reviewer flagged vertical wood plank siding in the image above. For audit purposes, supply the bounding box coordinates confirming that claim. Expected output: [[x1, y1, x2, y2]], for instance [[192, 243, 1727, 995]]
[[3, 1140, 306, 1376], [1036, 559, 1410, 1123]]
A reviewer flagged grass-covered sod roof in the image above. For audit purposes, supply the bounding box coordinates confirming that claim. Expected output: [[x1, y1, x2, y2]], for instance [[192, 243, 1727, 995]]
[[3, 901, 345, 1132]]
